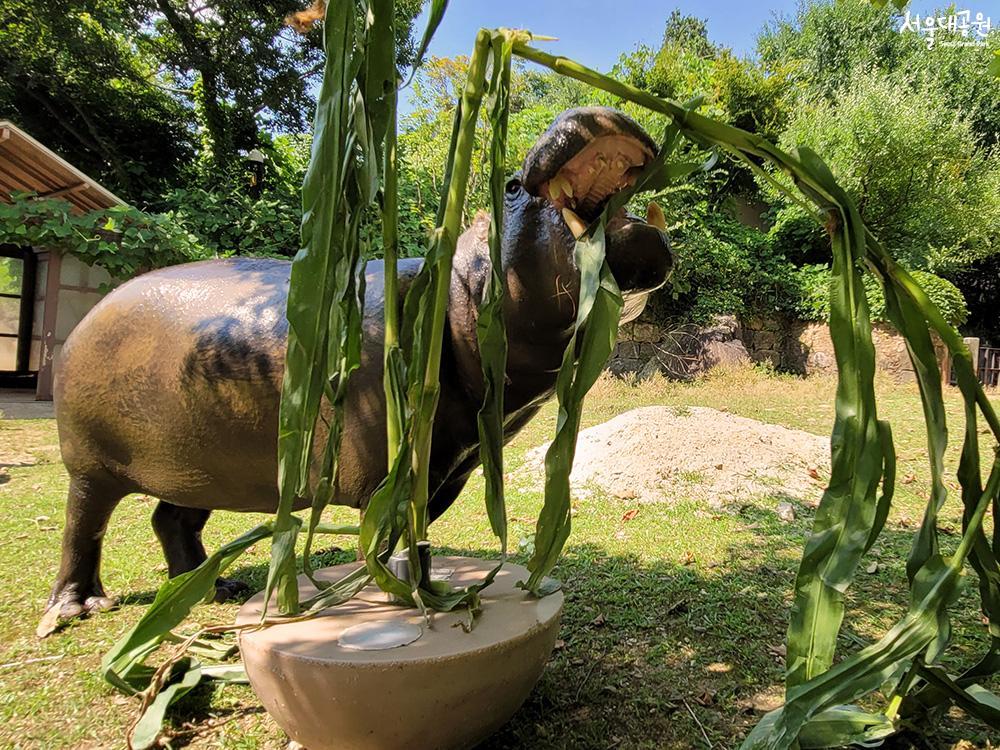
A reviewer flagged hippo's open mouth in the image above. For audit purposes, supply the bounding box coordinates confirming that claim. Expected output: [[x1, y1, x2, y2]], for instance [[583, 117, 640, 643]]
[[520, 107, 666, 235], [514, 106, 673, 314]]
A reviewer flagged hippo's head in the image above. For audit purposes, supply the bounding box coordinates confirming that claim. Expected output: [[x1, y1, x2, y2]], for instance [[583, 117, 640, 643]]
[[501, 106, 672, 327]]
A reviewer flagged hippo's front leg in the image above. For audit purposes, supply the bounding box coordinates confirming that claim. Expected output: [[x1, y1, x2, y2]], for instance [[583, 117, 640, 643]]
[[45, 472, 127, 624]]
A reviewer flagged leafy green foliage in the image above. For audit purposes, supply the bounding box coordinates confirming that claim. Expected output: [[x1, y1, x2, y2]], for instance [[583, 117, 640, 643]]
[[759, 0, 999, 338], [797, 265, 969, 326], [0, 0, 424, 197], [155, 134, 309, 258], [774, 71, 1000, 273], [646, 198, 800, 323], [0, 194, 206, 278], [158, 187, 300, 258], [758, 0, 907, 98], [513, 38, 1000, 746], [0, 0, 194, 196]]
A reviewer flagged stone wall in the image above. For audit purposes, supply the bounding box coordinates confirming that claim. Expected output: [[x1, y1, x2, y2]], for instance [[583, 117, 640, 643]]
[[609, 312, 948, 382], [608, 315, 750, 380], [741, 316, 947, 382]]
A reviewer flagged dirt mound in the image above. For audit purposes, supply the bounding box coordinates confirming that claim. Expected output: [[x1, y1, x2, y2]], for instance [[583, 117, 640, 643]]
[[524, 406, 830, 506]]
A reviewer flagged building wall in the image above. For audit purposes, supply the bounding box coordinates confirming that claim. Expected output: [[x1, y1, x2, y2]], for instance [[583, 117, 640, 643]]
[[35, 252, 112, 400]]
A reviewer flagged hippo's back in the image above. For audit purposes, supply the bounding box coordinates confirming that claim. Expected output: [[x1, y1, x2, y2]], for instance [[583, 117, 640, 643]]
[[55, 258, 295, 511]]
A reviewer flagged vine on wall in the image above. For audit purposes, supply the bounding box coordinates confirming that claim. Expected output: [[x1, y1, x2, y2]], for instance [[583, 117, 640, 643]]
[[0, 193, 208, 279]]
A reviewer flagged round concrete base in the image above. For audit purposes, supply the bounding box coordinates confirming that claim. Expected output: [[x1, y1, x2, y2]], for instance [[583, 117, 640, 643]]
[[237, 557, 563, 750]]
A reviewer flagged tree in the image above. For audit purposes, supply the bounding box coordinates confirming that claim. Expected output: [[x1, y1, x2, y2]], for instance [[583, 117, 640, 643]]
[[0, 0, 193, 197], [134, 0, 326, 172], [758, 0, 999, 146], [661, 8, 715, 59], [757, 0, 906, 98], [135, 0, 425, 172], [773, 71, 1000, 274], [0, 0, 425, 195]]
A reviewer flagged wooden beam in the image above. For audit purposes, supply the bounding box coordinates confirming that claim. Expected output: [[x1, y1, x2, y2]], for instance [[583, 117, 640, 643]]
[[36, 251, 62, 401], [0, 128, 9, 143], [37, 182, 90, 199]]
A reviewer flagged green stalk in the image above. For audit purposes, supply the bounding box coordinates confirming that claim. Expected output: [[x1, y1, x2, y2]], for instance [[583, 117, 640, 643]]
[[382, 67, 401, 469], [409, 29, 492, 541]]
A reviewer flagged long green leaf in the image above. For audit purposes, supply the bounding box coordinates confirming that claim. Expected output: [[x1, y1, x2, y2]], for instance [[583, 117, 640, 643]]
[[409, 0, 449, 78], [272, 0, 358, 616], [102, 522, 273, 693], [784, 148, 883, 687], [476, 31, 513, 569]]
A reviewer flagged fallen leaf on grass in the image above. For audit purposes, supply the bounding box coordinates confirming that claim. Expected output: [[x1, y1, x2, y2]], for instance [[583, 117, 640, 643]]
[[741, 686, 785, 714], [35, 608, 61, 639], [621, 508, 639, 522], [590, 613, 606, 627], [695, 689, 716, 706], [681, 550, 696, 566]]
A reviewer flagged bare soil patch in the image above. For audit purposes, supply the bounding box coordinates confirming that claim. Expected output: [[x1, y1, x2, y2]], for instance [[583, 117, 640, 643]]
[[525, 405, 830, 506]]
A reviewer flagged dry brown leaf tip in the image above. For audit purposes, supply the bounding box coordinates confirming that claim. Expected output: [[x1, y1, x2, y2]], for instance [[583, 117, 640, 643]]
[[286, 0, 325, 33]]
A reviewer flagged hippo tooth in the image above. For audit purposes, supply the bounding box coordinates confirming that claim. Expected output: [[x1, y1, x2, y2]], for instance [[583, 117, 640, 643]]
[[547, 175, 573, 202], [562, 207, 588, 239], [646, 201, 667, 231]]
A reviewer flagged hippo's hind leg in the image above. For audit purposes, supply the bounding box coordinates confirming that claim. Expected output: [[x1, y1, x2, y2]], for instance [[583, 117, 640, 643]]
[[150, 502, 250, 602], [46, 472, 126, 622]]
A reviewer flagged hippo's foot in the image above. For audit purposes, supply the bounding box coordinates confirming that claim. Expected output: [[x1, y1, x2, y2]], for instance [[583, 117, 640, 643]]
[[213, 577, 251, 603], [37, 584, 119, 637]]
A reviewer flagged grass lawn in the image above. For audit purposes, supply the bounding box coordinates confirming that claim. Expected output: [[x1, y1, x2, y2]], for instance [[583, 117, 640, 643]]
[[0, 366, 998, 749]]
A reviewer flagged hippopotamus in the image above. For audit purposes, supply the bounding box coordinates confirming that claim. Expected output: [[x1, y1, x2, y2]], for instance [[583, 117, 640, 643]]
[[44, 107, 672, 624]]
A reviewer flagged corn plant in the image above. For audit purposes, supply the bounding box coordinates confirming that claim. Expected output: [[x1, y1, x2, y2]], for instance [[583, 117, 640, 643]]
[[99, 2, 1000, 748]]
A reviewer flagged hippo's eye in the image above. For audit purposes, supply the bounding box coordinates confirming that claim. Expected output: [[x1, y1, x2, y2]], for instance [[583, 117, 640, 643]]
[[505, 178, 521, 195]]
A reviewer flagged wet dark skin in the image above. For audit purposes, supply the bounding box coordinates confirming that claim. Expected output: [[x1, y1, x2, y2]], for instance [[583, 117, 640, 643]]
[[44, 108, 673, 624]]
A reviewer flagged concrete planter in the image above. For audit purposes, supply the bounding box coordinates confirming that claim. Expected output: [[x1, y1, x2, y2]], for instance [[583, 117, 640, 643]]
[[237, 556, 563, 750]]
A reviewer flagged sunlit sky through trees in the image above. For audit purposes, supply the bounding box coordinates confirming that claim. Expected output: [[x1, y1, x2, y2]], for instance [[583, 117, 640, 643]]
[[399, 0, 965, 114]]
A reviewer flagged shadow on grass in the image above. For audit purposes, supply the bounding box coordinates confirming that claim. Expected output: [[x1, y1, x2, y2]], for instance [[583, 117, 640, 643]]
[[156, 502, 991, 750]]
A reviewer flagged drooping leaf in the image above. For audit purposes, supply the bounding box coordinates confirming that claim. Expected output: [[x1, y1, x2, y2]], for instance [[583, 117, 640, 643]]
[[409, 0, 449, 78], [102, 522, 274, 693], [271, 0, 359, 616]]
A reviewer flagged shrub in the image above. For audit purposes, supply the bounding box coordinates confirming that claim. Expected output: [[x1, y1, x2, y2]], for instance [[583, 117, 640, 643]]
[[646, 198, 802, 323], [796, 264, 968, 326], [157, 186, 300, 258], [772, 71, 1000, 273], [0, 193, 207, 279]]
